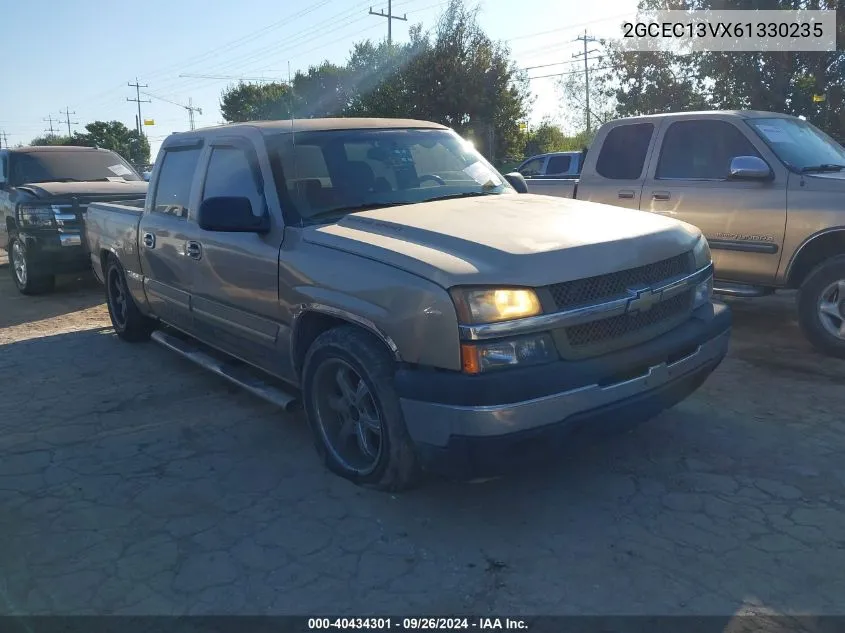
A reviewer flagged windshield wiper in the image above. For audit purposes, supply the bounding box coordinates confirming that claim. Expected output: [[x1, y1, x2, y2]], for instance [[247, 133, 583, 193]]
[[800, 164, 845, 173], [423, 191, 500, 203]]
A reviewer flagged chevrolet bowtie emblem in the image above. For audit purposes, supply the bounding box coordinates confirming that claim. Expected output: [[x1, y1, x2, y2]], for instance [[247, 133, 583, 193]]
[[627, 288, 662, 314]]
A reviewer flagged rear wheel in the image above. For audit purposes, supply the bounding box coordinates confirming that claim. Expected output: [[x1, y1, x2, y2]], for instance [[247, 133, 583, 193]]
[[105, 255, 155, 342], [9, 238, 55, 295], [797, 255, 845, 359], [302, 325, 421, 491]]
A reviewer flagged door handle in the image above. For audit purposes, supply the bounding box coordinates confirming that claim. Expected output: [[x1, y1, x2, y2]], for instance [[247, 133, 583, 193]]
[[185, 240, 202, 260], [142, 232, 156, 249], [652, 191, 671, 201], [618, 190, 635, 199]]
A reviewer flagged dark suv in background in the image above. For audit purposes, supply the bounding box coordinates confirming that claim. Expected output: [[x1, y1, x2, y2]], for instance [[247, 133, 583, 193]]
[[0, 146, 148, 294]]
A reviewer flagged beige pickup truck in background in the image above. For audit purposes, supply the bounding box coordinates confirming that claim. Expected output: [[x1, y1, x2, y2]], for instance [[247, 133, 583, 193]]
[[85, 118, 730, 491], [519, 111, 845, 358]]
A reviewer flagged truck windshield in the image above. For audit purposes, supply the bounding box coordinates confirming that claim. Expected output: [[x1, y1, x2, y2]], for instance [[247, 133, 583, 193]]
[[746, 118, 845, 172], [268, 128, 513, 222], [11, 150, 142, 185]]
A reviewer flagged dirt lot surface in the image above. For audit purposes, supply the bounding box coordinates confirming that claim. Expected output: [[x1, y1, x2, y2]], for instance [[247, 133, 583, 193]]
[[1, 260, 844, 618]]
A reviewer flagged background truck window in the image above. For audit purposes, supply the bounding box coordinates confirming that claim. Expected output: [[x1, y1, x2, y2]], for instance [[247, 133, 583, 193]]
[[203, 147, 265, 217], [518, 157, 544, 176], [152, 148, 201, 218], [595, 123, 654, 180], [546, 155, 572, 175], [657, 120, 761, 180]]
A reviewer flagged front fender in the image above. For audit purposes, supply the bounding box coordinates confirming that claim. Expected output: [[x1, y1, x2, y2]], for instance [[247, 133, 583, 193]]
[[281, 245, 462, 372]]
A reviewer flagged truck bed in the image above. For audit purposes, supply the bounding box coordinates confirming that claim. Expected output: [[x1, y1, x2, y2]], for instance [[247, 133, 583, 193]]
[[85, 201, 144, 284]]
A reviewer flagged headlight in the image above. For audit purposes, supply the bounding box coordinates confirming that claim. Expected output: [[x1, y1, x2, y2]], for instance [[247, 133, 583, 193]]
[[450, 287, 542, 324], [16, 205, 55, 228], [461, 333, 557, 374], [692, 235, 712, 269], [693, 274, 714, 310]]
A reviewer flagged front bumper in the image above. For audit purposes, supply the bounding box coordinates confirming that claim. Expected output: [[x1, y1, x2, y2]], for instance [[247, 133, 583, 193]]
[[396, 302, 731, 477], [19, 231, 89, 276]]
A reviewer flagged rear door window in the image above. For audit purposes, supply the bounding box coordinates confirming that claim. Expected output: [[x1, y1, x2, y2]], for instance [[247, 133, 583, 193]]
[[595, 123, 655, 180], [152, 148, 201, 218], [546, 155, 572, 175]]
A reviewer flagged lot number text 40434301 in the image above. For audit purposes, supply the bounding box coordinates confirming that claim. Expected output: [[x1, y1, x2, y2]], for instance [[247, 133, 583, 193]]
[[307, 617, 529, 630]]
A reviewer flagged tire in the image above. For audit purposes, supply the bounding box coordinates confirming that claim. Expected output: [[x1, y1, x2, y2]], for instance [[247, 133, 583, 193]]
[[302, 325, 422, 492], [797, 254, 845, 359], [105, 255, 156, 342], [8, 237, 55, 295]]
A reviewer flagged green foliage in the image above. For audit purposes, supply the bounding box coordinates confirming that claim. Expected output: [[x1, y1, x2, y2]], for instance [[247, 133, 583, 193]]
[[599, 0, 845, 138], [217, 0, 530, 160], [28, 121, 150, 165]]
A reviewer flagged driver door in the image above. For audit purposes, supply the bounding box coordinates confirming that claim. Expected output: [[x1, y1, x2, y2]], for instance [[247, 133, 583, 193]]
[[641, 118, 788, 285]]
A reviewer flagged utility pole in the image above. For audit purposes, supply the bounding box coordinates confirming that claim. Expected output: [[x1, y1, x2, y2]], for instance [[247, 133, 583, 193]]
[[368, 0, 407, 46], [43, 115, 59, 137], [0, 131, 6, 149], [127, 78, 151, 136], [61, 106, 78, 136], [573, 30, 600, 134]]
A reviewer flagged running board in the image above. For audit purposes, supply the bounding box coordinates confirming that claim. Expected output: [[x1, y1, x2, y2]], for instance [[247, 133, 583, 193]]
[[151, 330, 299, 412], [713, 283, 774, 298]]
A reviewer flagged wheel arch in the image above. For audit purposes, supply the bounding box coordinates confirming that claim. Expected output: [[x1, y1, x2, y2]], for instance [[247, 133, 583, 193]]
[[290, 304, 401, 381], [785, 228, 845, 288]]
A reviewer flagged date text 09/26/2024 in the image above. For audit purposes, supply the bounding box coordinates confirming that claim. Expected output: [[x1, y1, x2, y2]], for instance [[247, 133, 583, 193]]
[[307, 618, 529, 630]]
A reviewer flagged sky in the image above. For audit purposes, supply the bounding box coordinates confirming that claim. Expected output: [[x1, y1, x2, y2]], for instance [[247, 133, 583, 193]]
[[0, 0, 638, 159]]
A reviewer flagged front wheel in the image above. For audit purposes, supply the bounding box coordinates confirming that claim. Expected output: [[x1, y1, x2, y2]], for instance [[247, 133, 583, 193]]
[[302, 325, 421, 492], [105, 256, 156, 342], [9, 237, 55, 295], [797, 255, 845, 359]]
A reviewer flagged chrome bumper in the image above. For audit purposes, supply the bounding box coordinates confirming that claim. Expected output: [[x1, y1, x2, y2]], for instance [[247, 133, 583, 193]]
[[59, 234, 82, 247]]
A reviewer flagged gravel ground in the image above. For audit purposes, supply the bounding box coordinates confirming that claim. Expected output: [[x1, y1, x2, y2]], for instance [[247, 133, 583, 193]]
[[1, 261, 844, 617]]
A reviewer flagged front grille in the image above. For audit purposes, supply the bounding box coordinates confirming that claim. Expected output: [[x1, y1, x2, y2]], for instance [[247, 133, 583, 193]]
[[547, 252, 691, 310], [565, 290, 693, 348]]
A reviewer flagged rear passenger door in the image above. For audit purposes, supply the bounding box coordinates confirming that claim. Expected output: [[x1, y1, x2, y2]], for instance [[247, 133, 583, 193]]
[[138, 140, 204, 333], [577, 122, 656, 209]]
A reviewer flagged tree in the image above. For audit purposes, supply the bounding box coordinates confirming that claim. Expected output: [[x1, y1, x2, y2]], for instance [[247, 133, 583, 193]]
[[220, 82, 295, 122], [29, 134, 74, 146], [602, 0, 845, 138], [217, 0, 531, 159], [29, 121, 150, 165], [80, 121, 150, 165]]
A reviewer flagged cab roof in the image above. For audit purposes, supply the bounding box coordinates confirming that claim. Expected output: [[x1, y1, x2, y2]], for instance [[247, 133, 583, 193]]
[[162, 118, 450, 149], [9, 145, 113, 154]]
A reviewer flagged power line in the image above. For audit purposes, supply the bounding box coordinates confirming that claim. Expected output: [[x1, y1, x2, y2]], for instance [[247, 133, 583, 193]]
[[0, 131, 8, 149], [369, 0, 407, 46], [61, 106, 79, 136], [127, 78, 152, 136], [574, 30, 600, 134], [527, 65, 613, 80]]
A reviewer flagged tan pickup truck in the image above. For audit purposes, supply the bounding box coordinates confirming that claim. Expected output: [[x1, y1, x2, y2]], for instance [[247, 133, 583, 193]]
[[85, 118, 730, 491], [518, 111, 845, 358]]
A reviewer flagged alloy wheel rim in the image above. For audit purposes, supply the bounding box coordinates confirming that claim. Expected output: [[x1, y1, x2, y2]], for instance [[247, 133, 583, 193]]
[[312, 358, 383, 475], [12, 241, 27, 286], [817, 279, 845, 341]]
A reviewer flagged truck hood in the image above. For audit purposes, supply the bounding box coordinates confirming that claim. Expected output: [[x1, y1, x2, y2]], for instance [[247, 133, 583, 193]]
[[16, 180, 148, 199], [302, 194, 702, 288]]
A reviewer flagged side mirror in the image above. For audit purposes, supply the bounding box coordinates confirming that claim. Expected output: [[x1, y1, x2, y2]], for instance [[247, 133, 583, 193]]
[[504, 171, 529, 193], [198, 196, 270, 233], [728, 156, 773, 181]]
